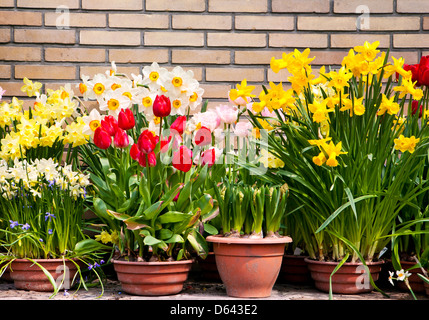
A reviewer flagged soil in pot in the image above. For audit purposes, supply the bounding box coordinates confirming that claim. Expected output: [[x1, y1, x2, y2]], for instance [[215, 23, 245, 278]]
[[207, 235, 292, 298], [10, 258, 81, 292], [278, 254, 313, 284], [305, 258, 384, 294], [112, 259, 193, 296]]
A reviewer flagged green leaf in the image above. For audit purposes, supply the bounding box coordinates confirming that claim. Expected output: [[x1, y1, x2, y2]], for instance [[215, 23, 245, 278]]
[[187, 230, 208, 259], [123, 216, 151, 230], [143, 235, 161, 246], [158, 229, 173, 240], [93, 198, 111, 221], [74, 239, 111, 256], [158, 211, 190, 224], [203, 223, 218, 235], [165, 234, 184, 244]]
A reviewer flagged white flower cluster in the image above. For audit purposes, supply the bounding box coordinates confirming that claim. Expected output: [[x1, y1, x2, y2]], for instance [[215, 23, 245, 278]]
[[0, 158, 90, 200], [79, 62, 204, 137]]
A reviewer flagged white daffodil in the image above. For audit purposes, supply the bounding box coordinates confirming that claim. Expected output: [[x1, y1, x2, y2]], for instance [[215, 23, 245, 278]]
[[82, 108, 103, 137], [141, 62, 169, 92], [99, 90, 132, 117]]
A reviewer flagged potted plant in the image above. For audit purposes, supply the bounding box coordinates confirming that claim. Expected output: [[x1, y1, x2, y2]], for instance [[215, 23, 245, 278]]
[[76, 63, 219, 296], [240, 42, 429, 297], [0, 83, 109, 298], [200, 101, 292, 298]]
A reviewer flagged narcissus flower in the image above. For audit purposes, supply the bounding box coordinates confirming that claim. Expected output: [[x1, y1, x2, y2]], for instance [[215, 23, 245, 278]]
[[20, 78, 42, 97], [394, 135, 420, 153]]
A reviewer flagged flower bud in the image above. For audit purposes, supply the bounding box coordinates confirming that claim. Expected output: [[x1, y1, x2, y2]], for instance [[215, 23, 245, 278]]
[[153, 94, 171, 118], [93, 127, 111, 149], [118, 108, 135, 131], [113, 128, 129, 148]]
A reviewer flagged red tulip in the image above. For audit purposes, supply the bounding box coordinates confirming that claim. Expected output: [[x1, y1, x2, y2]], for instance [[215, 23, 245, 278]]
[[201, 148, 217, 167], [194, 126, 212, 147], [137, 129, 159, 154], [411, 100, 423, 117], [403, 64, 420, 85], [118, 108, 135, 131], [101, 115, 118, 136], [138, 151, 156, 167], [113, 128, 129, 148], [160, 135, 172, 153], [93, 127, 111, 149], [170, 115, 187, 136], [172, 145, 193, 172], [418, 55, 429, 87], [153, 95, 171, 118], [130, 143, 140, 160]]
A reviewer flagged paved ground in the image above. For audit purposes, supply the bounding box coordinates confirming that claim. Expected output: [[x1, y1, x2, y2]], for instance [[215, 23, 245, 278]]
[[0, 271, 427, 301]]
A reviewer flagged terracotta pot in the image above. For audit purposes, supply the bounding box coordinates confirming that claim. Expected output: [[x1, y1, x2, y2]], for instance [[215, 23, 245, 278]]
[[112, 259, 193, 296], [0, 262, 12, 282], [305, 258, 384, 294], [206, 235, 292, 298], [198, 252, 221, 282], [394, 260, 426, 294], [10, 258, 80, 292], [278, 254, 312, 284]]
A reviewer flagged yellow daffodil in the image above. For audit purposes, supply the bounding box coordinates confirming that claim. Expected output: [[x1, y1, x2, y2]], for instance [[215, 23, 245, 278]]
[[377, 94, 400, 116], [328, 67, 353, 91], [308, 99, 333, 123], [229, 79, 255, 102], [394, 135, 420, 153], [354, 41, 380, 62], [20, 77, 42, 97]]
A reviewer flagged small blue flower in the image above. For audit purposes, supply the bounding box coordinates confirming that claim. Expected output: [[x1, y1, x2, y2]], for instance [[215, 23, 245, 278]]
[[9, 220, 19, 229], [21, 223, 30, 231], [39, 238, 43, 242], [88, 264, 93, 270], [45, 212, 56, 221], [48, 229, 53, 235]]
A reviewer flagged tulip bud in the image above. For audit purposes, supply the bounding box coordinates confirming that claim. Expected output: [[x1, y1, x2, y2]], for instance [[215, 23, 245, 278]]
[[113, 128, 130, 148], [170, 115, 187, 135], [93, 127, 112, 149], [172, 145, 193, 172], [118, 108, 135, 131], [137, 129, 159, 154], [153, 94, 171, 118], [138, 151, 156, 167], [130, 143, 140, 161], [194, 126, 212, 147], [101, 115, 118, 136]]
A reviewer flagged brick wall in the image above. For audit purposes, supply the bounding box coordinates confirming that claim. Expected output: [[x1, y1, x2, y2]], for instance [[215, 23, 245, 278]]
[[0, 0, 427, 108]]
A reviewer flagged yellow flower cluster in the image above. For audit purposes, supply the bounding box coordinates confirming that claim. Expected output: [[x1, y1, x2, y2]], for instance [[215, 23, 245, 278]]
[[260, 149, 285, 168], [394, 135, 420, 153], [95, 230, 119, 245], [308, 138, 348, 167], [0, 79, 88, 161]]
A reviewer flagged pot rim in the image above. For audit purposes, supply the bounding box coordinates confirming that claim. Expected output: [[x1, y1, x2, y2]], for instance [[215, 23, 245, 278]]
[[206, 234, 292, 245], [304, 257, 385, 266], [111, 259, 194, 266], [11, 257, 80, 263]]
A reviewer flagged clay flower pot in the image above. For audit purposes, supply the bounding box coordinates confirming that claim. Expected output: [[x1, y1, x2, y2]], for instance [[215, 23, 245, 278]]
[[305, 258, 384, 294], [10, 258, 80, 292], [394, 260, 426, 293], [278, 254, 312, 284], [206, 235, 292, 298], [112, 259, 193, 296]]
